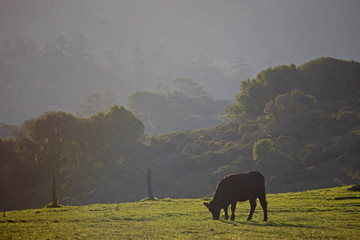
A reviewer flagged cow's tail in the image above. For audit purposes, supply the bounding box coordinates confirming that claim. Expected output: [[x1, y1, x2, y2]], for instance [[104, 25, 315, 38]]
[[257, 172, 268, 221], [255, 171, 266, 198]]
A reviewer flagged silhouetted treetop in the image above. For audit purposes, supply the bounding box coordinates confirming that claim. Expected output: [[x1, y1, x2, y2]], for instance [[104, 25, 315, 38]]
[[226, 57, 360, 119]]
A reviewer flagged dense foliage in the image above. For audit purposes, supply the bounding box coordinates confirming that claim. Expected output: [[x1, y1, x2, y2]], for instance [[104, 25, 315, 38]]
[[226, 58, 360, 118], [0, 106, 144, 209], [148, 58, 360, 195]]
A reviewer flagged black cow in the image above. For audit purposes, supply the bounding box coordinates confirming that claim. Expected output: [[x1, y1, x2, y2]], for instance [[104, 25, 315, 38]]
[[204, 171, 268, 221]]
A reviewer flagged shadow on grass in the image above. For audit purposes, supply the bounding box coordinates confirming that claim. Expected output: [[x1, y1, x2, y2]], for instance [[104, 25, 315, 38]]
[[220, 220, 321, 229]]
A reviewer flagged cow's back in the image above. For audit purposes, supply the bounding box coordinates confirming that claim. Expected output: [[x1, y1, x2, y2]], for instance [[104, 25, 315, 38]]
[[213, 171, 265, 204]]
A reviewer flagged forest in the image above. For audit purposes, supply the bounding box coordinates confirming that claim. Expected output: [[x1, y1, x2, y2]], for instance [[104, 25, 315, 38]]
[[1, 55, 359, 210]]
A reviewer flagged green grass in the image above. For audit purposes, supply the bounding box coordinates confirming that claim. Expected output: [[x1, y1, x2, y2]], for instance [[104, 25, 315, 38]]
[[1, 186, 359, 239]]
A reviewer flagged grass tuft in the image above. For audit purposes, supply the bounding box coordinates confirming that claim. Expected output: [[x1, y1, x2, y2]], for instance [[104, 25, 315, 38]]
[[44, 202, 63, 208], [140, 197, 159, 201]]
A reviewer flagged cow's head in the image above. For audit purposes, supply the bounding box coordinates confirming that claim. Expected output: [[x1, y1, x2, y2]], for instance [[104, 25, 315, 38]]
[[204, 201, 221, 220]]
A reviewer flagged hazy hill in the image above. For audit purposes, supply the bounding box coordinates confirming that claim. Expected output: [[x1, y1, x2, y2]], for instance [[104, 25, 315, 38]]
[[0, 36, 128, 124], [127, 78, 231, 135], [0, 123, 18, 139], [0, 37, 245, 126]]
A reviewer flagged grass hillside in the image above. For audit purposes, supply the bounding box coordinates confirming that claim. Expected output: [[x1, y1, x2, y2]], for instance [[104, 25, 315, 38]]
[[1, 186, 359, 239]]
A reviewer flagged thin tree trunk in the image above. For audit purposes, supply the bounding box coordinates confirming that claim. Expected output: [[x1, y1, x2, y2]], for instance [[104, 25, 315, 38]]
[[52, 174, 58, 206], [147, 169, 154, 200]]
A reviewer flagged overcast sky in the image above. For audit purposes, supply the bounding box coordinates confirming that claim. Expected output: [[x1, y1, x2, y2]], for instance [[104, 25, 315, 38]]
[[1, 0, 359, 72]]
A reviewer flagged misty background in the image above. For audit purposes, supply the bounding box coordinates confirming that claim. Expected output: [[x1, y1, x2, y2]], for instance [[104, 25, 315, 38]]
[[1, 0, 360, 126], [1, 0, 360, 210]]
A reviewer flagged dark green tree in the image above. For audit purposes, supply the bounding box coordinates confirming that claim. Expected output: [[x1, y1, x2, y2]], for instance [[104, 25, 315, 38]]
[[226, 64, 300, 119]]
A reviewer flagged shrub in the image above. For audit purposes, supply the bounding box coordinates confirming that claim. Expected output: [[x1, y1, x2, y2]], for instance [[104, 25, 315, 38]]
[[253, 138, 274, 163]]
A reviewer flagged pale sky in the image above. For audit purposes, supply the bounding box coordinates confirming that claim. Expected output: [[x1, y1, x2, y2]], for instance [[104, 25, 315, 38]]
[[1, 0, 359, 71]]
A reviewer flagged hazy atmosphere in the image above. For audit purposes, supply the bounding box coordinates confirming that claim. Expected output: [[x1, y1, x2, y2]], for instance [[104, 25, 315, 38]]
[[1, 3, 360, 238], [1, 0, 360, 124]]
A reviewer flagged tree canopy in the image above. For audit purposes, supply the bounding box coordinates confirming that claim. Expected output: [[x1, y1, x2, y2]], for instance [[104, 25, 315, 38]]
[[226, 58, 360, 119]]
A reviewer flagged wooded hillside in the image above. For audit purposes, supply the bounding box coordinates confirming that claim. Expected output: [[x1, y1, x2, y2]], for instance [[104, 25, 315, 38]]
[[1, 57, 359, 210]]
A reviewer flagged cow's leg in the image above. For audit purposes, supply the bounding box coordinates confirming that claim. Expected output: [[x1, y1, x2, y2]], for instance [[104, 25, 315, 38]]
[[247, 198, 257, 221], [259, 195, 268, 221], [224, 205, 229, 220], [230, 202, 236, 221]]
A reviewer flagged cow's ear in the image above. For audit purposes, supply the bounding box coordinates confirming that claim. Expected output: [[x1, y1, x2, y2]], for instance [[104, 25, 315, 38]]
[[204, 202, 210, 208]]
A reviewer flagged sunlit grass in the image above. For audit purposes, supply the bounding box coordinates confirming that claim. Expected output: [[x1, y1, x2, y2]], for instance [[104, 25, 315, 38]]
[[1, 186, 359, 239]]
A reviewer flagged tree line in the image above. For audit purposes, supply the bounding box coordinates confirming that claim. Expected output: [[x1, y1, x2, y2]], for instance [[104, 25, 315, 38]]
[[0, 106, 144, 209], [1, 57, 359, 210]]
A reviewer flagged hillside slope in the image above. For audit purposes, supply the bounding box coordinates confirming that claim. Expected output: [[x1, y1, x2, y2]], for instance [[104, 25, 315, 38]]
[[1, 186, 359, 239]]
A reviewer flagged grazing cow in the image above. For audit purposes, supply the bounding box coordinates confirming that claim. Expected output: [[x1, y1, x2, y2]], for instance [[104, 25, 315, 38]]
[[204, 171, 268, 221]]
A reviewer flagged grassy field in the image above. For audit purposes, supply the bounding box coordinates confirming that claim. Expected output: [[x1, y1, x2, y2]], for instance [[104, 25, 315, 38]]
[[1, 186, 359, 239]]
